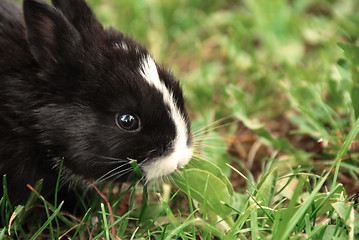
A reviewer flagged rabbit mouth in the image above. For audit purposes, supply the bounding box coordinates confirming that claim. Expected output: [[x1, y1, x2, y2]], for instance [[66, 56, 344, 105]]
[[141, 124, 193, 181], [141, 145, 193, 181]]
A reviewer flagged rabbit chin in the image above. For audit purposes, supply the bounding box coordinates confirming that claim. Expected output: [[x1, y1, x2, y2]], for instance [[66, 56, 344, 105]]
[[142, 145, 193, 181]]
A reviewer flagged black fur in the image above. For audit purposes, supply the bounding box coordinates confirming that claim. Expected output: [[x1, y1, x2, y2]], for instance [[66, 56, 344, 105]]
[[0, 0, 191, 204]]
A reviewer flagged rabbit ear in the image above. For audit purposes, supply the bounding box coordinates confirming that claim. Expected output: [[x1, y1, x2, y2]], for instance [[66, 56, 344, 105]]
[[23, 0, 82, 70], [51, 0, 103, 34]]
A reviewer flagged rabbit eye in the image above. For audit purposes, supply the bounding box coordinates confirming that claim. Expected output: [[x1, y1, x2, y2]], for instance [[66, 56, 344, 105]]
[[115, 113, 140, 131]]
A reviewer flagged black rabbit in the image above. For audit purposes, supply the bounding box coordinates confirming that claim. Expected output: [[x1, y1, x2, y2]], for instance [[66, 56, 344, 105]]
[[0, 0, 193, 204]]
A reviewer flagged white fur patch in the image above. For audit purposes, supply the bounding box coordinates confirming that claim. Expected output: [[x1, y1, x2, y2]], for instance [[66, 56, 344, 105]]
[[114, 42, 129, 51], [139, 55, 193, 180]]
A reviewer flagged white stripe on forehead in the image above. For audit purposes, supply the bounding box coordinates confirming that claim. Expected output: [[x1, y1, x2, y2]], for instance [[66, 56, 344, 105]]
[[139, 55, 192, 180], [139, 55, 175, 110], [139, 55, 161, 90]]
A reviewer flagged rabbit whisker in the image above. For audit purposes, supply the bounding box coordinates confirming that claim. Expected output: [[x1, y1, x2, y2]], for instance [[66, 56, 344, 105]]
[[90, 154, 129, 162], [95, 164, 131, 183], [112, 168, 136, 182], [192, 116, 236, 136]]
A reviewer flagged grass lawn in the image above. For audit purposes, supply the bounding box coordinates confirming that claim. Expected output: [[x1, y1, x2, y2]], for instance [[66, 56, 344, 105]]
[[2, 0, 359, 239]]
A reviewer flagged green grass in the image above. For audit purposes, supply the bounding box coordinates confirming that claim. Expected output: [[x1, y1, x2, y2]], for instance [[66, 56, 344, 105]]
[[3, 0, 359, 239]]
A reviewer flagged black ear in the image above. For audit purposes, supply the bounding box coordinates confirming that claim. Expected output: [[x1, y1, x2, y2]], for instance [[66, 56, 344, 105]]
[[51, 0, 103, 34], [23, 0, 82, 70]]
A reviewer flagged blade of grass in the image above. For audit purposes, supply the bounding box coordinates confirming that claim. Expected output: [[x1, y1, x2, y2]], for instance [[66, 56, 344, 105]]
[[8, 205, 24, 235], [26, 184, 74, 227], [304, 214, 311, 236], [201, 174, 210, 239], [54, 158, 64, 207], [161, 197, 179, 225], [2, 175, 12, 225], [23, 179, 43, 214], [29, 201, 64, 240], [88, 180, 116, 237], [250, 203, 258, 240], [160, 224, 169, 240], [274, 174, 306, 238], [0, 227, 5, 239], [93, 211, 132, 240], [349, 203, 355, 240], [163, 218, 199, 240], [54, 158, 64, 240], [304, 219, 330, 240], [129, 159, 143, 180], [247, 190, 274, 223], [182, 167, 196, 237], [138, 184, 148, 224], [272, 202, 282, 238], [34, 186, 54, 240], [226, 164, 267, 205], [310, 183, 343, 220], [331, 118, 359, 190], [118, 182, 137, 237], [138, 193, 171, 239], [276, 166, 301, 195], [70, 207, 92, 239], [224, 203, 256, 240], [129, 226, 139, 240], [100, 203, 110, 240], [6, 203, 28, 239]]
